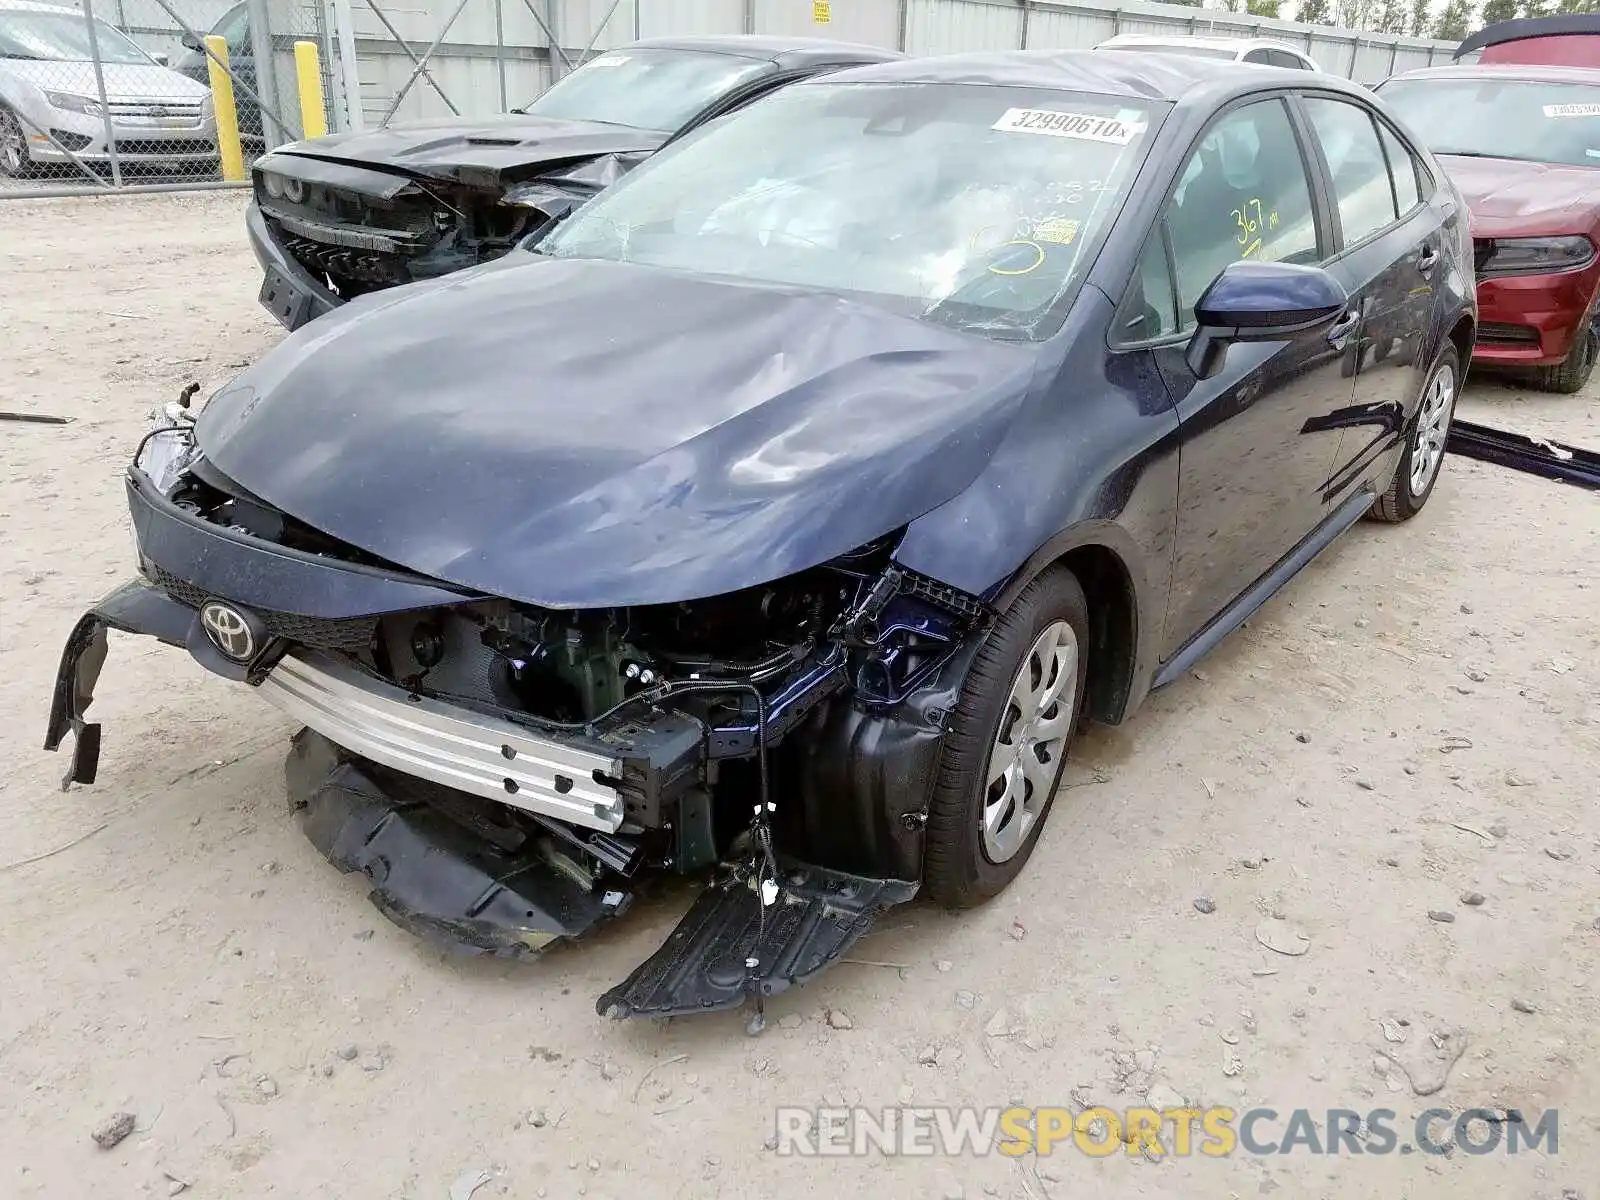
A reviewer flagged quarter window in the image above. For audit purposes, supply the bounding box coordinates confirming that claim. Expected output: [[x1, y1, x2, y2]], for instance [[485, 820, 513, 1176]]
[[1163, 99, 1320, 329], [1303, 97, 1396, 245], [1377, 121, 1422, 215], [1116, 231, 1179, 342]]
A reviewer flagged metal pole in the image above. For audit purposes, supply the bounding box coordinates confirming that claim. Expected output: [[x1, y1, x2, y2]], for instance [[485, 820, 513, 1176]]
[[1018, 0, 1029, 50], [81, 0, 122, 187], [495, 0, 508, 113], [545, 0, 563, 81], [632, 0, 640, 41], [246, 0, 284, 146], [0, 179, 250, 200], [895, 0, 907, 51], [519, 0, 572, 72], [376, 0, 472, 126], [574, 0, 625, 67], [363, 0, 461, 114], [742, 0, 753, 35], [332, 0, 364, 131], [148, 0, 298, 141]]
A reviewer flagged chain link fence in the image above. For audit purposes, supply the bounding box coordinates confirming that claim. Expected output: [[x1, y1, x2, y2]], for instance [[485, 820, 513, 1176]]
[[0, 0, 332, 192]]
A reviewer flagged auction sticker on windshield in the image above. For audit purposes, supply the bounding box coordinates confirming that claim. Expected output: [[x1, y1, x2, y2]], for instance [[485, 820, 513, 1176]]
[[993, 108, 1144, 144], [1543, 103, 1600, 118]]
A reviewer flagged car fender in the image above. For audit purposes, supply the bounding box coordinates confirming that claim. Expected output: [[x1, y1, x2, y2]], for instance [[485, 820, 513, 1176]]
[[892, 289, 1181, 723]]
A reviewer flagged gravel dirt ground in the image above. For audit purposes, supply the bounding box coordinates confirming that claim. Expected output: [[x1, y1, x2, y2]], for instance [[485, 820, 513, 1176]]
[[2, 191, 1597, 1200]]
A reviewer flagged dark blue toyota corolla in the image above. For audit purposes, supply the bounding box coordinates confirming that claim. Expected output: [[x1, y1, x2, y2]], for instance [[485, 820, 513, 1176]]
[[47, 50, 1475, 1025]]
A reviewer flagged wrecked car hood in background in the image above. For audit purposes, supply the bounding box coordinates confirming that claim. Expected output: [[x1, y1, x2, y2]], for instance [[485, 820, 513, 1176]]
[[1438, 153, 1600, 235], [195, 256, 1036, 609], [261, 115, 666, 190]]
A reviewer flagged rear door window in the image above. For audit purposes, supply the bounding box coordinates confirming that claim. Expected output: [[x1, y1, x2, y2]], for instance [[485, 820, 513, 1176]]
[[1302, 96, 1397, 246], [1269, 50, 1309, 69], [1377, 121, 1422, 214]]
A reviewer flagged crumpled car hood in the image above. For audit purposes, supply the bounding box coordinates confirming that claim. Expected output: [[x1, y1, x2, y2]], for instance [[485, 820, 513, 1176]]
[[267, 115, 667, 187], [1439, 153, 1600, 236], [195, 256, 1037, 608]]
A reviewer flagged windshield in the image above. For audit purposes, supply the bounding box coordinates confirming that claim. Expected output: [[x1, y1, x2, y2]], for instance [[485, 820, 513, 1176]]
[[0, 10, 155, 64], [1379, 77, 1600, 168], [539, 82, 1160, 339], [522, 48, 773, 132]]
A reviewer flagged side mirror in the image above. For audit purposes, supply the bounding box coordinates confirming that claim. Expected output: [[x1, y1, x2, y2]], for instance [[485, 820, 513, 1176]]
[[151, 51, 169, 65], [180, 30, 202, 50], [1185, 260, 1349, 379]]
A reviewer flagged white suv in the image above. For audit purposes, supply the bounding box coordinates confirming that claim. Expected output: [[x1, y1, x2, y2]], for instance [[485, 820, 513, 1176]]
[[1095, 34, 1322, 72]]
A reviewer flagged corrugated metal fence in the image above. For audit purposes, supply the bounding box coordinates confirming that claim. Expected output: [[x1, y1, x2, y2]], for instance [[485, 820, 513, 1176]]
[[341, 0, 1460, 130], [0, 0, 1459, 195]]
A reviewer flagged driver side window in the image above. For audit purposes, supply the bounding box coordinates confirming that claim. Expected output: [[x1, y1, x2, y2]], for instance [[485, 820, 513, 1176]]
[[1163, 98, 1320, 331]]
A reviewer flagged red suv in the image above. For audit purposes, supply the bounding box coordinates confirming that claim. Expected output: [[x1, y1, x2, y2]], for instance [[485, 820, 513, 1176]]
[[1378, 58, 1600, 392]]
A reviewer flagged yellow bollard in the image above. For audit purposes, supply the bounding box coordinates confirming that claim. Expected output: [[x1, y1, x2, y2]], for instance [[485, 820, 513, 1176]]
[[294, 41, 327, 140], [205, 34, 245, 182]]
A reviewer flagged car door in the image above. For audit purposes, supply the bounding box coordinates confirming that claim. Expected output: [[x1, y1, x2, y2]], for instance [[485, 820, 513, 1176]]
[[1128, 95, 1361, 659], [1297, 94, 1443, 498]]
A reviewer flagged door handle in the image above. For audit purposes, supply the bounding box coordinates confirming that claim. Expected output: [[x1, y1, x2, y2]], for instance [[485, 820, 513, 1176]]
[[1417, 244, 1440, 274], [1325, 308, 1360, 347]]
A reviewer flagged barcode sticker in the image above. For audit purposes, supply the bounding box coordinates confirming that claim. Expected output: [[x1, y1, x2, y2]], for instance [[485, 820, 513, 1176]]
[[992, 108, 1143, 144], [1543, 103, 1600, 118]]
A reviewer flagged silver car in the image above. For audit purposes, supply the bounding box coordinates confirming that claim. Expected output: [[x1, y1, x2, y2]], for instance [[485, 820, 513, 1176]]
[[0, 0, 216, 177]]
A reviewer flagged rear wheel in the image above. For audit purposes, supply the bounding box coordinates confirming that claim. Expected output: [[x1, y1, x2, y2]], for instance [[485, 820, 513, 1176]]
[[1529, 319, 1598, 395], [0, 107, 37, 179], [1371, 343, 1458, 524], [924, 567, 1089, 907]]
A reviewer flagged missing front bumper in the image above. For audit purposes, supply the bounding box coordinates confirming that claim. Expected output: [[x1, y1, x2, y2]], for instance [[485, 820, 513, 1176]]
[[287, 730, 631, 957]]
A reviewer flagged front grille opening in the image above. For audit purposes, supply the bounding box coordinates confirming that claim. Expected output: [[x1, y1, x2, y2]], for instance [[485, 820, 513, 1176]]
[[147, 564, 379, 651], [1478, 322, 1540, 346], [48, 130, 92, 151]]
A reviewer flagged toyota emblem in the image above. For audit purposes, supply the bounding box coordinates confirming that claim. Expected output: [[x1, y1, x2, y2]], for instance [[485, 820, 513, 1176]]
[[200, 601, 257, 661]]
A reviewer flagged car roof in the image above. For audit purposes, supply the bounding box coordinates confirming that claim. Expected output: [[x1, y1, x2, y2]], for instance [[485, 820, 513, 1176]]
[[1388, 61, 1600, 85], [1099, 33, 1310, 57], [624, 34, 905, 68], [817, 46, 1358, 104]]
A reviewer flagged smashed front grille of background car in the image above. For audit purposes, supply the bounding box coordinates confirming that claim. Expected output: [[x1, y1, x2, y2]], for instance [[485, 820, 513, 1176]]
[[255, 171, 542, 300]]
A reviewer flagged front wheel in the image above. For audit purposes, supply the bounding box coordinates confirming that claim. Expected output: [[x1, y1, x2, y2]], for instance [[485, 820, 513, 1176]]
[[923, 567, 1090, 907], [0, 107, 37, 179], [1530, 320, 1598, 395]]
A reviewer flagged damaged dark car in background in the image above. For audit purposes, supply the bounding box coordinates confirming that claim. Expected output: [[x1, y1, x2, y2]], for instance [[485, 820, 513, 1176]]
[[246, 34, 901, 330], [48, 51, 1474, 1026]]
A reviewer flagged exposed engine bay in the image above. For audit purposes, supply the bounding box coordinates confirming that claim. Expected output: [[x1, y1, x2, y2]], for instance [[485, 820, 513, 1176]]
[[49, 409, 990, 1025]]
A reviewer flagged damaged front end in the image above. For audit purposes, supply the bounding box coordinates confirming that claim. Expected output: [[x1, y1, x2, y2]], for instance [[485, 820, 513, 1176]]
[[45, 397, 991, 1022], [248, 150, 637, 329]]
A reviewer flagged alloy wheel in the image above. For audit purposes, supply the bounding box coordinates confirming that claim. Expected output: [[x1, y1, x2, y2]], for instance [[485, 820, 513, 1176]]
[[0, 110, 26, 176], [981, 619, 1078, 863], [1409, 360, 1456, 497]]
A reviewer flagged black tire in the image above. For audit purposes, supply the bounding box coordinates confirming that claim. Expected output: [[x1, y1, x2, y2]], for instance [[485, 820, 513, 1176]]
[[1529, 320, 1597, 395], [1371, 343, 1460, 524], [0, 106, 38, 179], [923, 566, 1090, 907]]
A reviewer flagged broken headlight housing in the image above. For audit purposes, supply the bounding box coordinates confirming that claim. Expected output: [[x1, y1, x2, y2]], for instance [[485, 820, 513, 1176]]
[[133, 401, 199, 496], [1477, 235, 1595, 278]]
